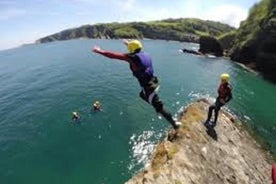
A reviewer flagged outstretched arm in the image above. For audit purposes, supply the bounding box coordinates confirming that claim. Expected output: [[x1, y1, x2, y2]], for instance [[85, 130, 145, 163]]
[[225, 92, 232, 103], [92, 45, 130, 62], [225, 85, 233, 103]]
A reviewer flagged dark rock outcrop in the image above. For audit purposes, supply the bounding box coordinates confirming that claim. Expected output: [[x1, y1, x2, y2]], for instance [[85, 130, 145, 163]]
[[199, 36, 224, 57], [218, 31, 236, 55], [181, 48, 202, 55]]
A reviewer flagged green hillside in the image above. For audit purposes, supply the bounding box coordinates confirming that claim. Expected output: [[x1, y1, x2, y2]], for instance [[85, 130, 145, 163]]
[[36, 18, 234, 44], [228, 0, 276, 82]]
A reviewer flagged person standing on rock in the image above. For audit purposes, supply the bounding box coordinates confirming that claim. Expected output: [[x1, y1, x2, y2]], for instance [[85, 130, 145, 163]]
[[92, 39, 181, 130], [204, 73, 232, 128]]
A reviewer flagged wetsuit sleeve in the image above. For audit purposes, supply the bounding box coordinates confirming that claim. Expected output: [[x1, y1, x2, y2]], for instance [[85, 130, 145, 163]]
[[96, 50, 131, 62], [225, 85, 233, 103]]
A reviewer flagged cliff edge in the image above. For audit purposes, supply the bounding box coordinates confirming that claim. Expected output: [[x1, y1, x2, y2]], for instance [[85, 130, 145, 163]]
[[228, 0, 276, 83], [126, 99, 272, 184]]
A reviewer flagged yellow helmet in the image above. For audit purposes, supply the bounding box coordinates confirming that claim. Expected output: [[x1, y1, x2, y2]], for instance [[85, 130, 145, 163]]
[[94, 101, 100, 105], [220, 73, 230, 82], [127, 40, 143, 53], [72, 112, 78, 116]]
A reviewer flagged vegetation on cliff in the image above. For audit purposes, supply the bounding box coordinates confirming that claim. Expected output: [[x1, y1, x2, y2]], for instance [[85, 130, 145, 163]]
[[36, 18, 234, 44], [218, 31, 236, 53], [228, 0, 276, 82]]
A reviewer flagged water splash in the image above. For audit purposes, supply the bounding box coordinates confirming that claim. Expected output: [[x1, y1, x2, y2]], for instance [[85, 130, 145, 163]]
[[188, 91, 213, 102], [128, 130, 163, 172]]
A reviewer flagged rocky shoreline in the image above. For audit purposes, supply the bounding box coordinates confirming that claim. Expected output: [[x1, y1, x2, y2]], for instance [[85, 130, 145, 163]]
[[126, 99, 273, 184]]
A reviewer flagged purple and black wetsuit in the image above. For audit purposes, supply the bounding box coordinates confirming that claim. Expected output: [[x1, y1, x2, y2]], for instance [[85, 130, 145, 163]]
[[95, 49, 179, 129]]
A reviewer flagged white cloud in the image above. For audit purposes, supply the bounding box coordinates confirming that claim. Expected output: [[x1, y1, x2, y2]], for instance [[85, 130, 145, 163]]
[[123, 0, 136, 10], [0, 0, 16, 6], [0, 8, 26, 20], [111, 1, 248, 27], [127, 8, 174, 21], [115, 0, 136, 11], [115, 3, 183, 22], [68, 0, 98, 4], [200, 5, 248, 27]]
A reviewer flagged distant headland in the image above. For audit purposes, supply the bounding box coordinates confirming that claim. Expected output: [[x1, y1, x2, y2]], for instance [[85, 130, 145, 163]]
[[36, 0, 276, 83]]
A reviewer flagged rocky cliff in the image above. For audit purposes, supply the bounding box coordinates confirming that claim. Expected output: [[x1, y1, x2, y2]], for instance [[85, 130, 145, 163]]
[[229, 0, 276, 82], [126, 100, 273, 184], [218, 31, 236, 54], [199, 36, 224, 57]]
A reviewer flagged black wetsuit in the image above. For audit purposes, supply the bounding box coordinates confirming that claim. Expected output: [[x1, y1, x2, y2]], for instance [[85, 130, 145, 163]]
[[128, 51, 179, 129], [95, 48, 180, 129]]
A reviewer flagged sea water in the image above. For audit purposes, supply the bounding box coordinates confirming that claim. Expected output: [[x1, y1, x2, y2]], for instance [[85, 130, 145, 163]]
[[0, 39, 275, 184]]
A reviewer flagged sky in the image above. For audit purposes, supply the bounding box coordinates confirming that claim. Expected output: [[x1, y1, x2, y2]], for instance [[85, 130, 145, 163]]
[[0, 0, 261, 50]]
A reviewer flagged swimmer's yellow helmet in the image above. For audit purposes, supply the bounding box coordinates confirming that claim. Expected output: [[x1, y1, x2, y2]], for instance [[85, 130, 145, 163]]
[[72, 112, 78, 116], [220, 73, 230, 82], [127, 40, 143, 53]]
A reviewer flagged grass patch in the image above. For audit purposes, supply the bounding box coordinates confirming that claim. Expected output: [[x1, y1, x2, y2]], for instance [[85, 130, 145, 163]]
[[151, 142, 179, 177]]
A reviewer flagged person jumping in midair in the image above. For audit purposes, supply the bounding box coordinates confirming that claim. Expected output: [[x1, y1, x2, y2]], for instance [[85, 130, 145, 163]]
[[92, 39, 181, 130]]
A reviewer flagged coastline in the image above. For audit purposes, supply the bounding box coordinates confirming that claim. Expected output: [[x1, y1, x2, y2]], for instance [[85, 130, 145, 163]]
[[126, 100, 274, 184], [235, 62, 259, 75]]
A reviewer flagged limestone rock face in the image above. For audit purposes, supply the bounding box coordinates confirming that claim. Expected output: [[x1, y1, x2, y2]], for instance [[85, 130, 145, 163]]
[[126, 100, 272, 184]]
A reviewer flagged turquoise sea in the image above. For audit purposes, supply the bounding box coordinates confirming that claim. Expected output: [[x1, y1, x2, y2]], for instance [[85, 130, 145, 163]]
[[0, 39, 275, 184]]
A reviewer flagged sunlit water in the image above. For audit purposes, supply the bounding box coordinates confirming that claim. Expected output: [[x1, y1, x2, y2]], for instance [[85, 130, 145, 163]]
[[0, 39, 275, 184]]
